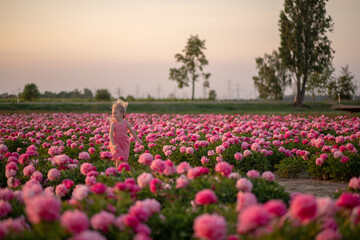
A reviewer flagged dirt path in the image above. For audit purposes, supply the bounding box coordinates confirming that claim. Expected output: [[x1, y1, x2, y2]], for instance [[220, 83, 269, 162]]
[[276, 177, 348, 197]]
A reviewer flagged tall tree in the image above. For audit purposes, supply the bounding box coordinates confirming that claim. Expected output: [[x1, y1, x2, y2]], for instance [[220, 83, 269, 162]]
[[22, 83, 40, 101], [253, 50, 291, 100], [279, 0, 334, 107], [169, 35, 211, 100], [306, 65, 334, 101], [95, 89, 111, 101], [328, 65, 357, 100]]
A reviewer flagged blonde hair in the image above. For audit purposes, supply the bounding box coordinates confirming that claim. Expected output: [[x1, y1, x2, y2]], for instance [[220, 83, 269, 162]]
[[111, 99, 128, 118]]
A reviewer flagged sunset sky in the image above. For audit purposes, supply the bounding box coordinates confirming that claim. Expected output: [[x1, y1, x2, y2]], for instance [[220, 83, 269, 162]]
[[1, 0, 359, 99]]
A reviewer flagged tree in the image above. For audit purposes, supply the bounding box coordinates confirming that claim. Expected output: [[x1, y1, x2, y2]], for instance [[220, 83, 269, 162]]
[[253, 50, 291, 100], [22, 83, 40, 101], [279, 0, 334, 107], [208, 90, 217, 100], [95, 89, 111, 101], [169, 35, 211, 100], [328, 65, 357, 100], [306, 66, 334, 101], [82, 88, 93, 99]]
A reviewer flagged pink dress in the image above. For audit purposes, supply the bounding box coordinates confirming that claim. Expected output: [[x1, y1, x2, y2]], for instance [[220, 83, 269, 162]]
[[110, 120, 130, 161]]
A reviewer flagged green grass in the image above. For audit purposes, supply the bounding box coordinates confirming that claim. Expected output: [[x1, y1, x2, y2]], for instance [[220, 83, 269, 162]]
[[0, 101, 354, 115]]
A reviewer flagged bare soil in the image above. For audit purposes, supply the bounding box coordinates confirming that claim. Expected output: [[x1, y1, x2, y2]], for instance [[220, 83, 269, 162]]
[[276, 177, 348, 197]]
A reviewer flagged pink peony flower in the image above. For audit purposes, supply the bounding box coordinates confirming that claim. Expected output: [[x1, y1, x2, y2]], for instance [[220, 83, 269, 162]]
[[55, 184, 69, 197], [0, 200, 12, 218], [47, 168, 61, 181], [195, 189, 218, 205], [243, 150, 252, 157], [150, 159, 166, 173], [138, 153, 153, 166], [215, 161, 232, 177], [90, 182, 107, 194], [176, 162, 191, 174], [349, 177, 360, 190], [72, 185, 89, 201], [262, 171, 275, 181], [80, 163, 96, 175], [236, 205, 271, 234], [316, 197, 338, 218], [118, 162, 131, 172], [264, 199, 287, 217], [193, 213, 227, 240], [176, 175, 190, 189], [68, 230, 106, 240], [23, 165, 36, 177], [61, 210, 90, 234], [186, 147, 194, 154], [234, 152, 243, 161], [187, 167, 209, 180], [105, 167, 118, 177], [236, 192, 258, 212], [137, 173, 154, 188], [247, 170, 260, 178], [79, 152, 91, 160], [53, 154, 70, 166], [25, 194, 62, 224], [149, 178, 163, 193], [315, 229, 342, 240], [336, 192, 360, 209], [290, 194, 317, 223], [90, 210, 115, 233], [235, 178, 253, 192], [31, 171, 43, 182]]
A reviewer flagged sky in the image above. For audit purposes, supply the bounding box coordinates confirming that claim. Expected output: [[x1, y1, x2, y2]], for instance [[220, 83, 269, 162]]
[[0, 0, 359, 99]]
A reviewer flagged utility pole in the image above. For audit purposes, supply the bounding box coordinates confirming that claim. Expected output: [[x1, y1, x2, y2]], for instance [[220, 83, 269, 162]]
[[136, 85, 139, 98], [236, 82, 240, 100], [116, 87, 121, 99], [157, 84, 161, 99], [228, 80, 231, 100]]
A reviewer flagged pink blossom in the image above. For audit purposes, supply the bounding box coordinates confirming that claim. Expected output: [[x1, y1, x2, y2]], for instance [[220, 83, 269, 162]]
[[23, 165, 36, 177], [186, 147, 194, 154], [236, 192, 258, 212], [138, 153, 153, 166], [149, 178, 163, 193], [236, 205, 271, 234], [201, 156, 210, 164], [216, 145, 225, 154], [262, 171, 275, 181], [133, 233, 152, 240], [18, 153, 29, 165], [55, 184, 69, 197], [351, 206, 360, 224], [234, 152, 243, 161], [316, 157, 324, 166], [85, 175, 96, 186], [90, 210, 115, 233], [349, 177, 360, 190], [193, 213, 227, 240], [53, 154, 69, 166], [340, 156, 349, 163], [61, 210, 89, 234], [176, 175, 189, 189], [215, 161, 232, 177], [80, 163, 96, 175], [69, 230, 106, 240], [25, 194, 62, 224], [243, 150, 252, 157], [79, 151, 91, 160], [150, 159, 166, 173], [333, 151, 343, 159], [90, 182, 107, 194], [315, 229, 342, 240], [236, 178, 253, 192], [247, 170, 260, 178], [187, 167, 209, 179], [88, 147, 95, 154], [137, 173, 154, 188], [31, 171, 43, 182], [105, 167, 118, 176], [336, 192, 360, 209], [290, 194, 317, 223], [0, 144, 9, 154], [176, 162, 192, 174], [118, 162, 131, 172], [316, 197, 339, 218], [48, 168, 61, 181], [0, 200, 12, 218], [72, 185, 89, 201], [264, 199, 287, 217], [195, 189, 218, 205]]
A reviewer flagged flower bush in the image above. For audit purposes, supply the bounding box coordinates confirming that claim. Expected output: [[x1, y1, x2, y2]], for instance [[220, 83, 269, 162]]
[[0, 112, 360, 239]]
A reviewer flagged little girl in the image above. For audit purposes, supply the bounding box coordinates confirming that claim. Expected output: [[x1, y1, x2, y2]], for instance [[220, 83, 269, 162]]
[[109, 99, 142, 168]]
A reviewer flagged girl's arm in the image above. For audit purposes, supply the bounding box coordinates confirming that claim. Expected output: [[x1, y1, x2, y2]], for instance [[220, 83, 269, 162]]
[[109, 122, 117, 147], [126, 121, 143, 144]]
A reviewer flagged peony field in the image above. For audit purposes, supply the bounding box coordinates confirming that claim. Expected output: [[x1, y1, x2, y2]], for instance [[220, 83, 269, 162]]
[[1, 112, 360, 240]]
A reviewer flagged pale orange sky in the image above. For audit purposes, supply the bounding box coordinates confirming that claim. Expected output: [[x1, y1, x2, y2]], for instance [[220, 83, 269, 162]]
[[1, 0, 359, 99]]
